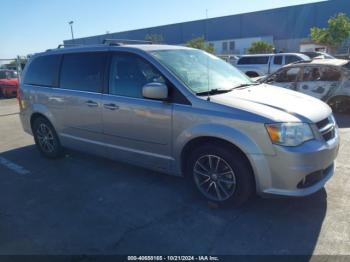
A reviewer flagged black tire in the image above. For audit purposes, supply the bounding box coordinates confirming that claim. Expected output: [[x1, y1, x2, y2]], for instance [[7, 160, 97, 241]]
[[185, 144, 255, 207], [32, 117, 63, 158]]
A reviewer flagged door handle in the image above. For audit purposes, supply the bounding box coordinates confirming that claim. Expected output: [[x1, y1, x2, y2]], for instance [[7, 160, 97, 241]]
[[85, 100, 99, 107], [103, 103, 119, 110]]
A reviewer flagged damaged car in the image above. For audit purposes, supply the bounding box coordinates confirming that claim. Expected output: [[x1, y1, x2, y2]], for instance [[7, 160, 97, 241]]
[[259, 59, 350, 113]]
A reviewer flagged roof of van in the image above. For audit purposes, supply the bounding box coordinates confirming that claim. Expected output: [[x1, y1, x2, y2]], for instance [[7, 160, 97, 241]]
[[42, 44, 192, 55], [239, 53, 306, 57]]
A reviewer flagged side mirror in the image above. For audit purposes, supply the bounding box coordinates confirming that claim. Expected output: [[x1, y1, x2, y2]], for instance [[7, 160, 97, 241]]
[[142, 82, 168, 100]]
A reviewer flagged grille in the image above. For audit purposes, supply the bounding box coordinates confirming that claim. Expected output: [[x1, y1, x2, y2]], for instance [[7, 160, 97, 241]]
[[316, 118, 329, 129], [316, 116, 336, 142]]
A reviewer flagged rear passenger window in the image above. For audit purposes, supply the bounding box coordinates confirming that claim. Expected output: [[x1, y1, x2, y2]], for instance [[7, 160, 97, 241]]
[[60, 53, 106, 93], [285, 55, 301, 65], [109, 53, 165, 98], [273, 56, 283, 65], [302, 67, 321, 81], [320, 67, 341, 81], [24, 55, 60, 86], [237, 56, 269, 65]]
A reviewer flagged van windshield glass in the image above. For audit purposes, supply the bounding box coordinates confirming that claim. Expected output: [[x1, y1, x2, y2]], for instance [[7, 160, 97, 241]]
[[151, 49, 252, 94]]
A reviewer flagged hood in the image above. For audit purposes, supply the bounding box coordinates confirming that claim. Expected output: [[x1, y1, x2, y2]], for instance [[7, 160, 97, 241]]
[[0, 78, 18, 86], [210, 84, 331, 123]]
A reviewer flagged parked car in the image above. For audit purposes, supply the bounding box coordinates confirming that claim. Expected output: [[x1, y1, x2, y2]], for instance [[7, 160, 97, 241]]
[[19, 42, 339, 206], [218, 55, 240, 65], [236, 53, 310, 77], [0, 69, 19, 98], [258, 59, 350, 113]]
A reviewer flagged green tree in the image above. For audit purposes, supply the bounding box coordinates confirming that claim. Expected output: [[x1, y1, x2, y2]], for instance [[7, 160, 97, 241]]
[[145, 34, 164, 44], [247, 41, 274, 54], [310, 13, 350, 52], [185, 37, 215, 54]]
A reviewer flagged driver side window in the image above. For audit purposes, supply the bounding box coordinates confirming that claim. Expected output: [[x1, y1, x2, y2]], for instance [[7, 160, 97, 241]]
[[109, 53, 165, 98]]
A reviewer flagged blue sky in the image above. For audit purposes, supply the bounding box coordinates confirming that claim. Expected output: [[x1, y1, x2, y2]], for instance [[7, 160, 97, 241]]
[[1, 0, 325, 58]]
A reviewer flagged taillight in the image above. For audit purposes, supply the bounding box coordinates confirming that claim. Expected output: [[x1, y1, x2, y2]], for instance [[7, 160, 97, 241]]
[[17, 87, 25, 110]]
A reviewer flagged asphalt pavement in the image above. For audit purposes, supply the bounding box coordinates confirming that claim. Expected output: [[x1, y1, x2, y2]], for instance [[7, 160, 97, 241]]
[[0, 98, 349, 255]]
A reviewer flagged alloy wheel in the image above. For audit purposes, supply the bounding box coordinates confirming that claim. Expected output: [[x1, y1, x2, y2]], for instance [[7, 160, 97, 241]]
[[193, 154, 236, 201], [36, 123, 55, 153]]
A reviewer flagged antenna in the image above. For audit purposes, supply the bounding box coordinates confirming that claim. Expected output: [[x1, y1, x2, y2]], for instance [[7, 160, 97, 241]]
[[206, 54, 210, 101], [205, 8, 210, 101]]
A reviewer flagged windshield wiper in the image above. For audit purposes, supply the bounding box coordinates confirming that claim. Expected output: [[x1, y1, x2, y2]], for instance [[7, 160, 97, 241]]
[[196, 88, 234, 96], [232, 82, 259, 89], [196, 83, 259, 96]]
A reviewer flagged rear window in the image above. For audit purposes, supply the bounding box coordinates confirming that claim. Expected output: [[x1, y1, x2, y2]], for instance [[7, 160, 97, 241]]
[[59, 52, 107, 93], [320, 67, 341, 81], [24, 55, 61, 86], [273, 56, 283, 65], [237, 56, 269, 65]]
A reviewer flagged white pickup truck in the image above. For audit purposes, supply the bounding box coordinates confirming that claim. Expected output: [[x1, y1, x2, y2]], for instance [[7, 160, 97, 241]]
[[236, 53, 310, 77]]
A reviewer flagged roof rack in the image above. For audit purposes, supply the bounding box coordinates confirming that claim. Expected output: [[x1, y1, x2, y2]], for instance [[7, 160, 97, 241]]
[[102, 39, 152, 46], [57, 44, 83, 49]]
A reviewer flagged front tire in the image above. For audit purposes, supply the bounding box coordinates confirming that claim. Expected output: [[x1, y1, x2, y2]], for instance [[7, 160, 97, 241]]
[[186, 144, 255, 206], [32, 117, 63, 158]]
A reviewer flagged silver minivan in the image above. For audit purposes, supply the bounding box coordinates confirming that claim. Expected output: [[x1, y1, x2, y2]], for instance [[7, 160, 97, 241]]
[[19, 42, 339, 206]]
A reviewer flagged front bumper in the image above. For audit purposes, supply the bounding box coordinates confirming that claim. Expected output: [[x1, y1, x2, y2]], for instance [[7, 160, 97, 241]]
[[251, 128, 340, 197]]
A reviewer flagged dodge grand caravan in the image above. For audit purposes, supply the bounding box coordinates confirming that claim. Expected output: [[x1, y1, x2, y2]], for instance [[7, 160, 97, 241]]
[[19, 42, 340, 206]]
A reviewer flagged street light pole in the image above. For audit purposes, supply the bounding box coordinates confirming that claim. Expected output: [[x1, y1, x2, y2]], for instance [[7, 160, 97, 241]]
[[68, 21, 74, 40]]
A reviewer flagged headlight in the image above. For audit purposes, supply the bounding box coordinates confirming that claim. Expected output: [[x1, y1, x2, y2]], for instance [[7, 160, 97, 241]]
[[265, 123, 314, 146]]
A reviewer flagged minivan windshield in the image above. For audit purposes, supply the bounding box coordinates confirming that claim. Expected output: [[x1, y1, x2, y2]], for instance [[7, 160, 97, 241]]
[[151, 49, 252, 94]]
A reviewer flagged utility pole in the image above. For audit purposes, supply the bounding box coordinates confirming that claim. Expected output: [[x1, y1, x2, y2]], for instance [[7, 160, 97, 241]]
[[205, 9, 208, 41], [68, 21, 74, 40]]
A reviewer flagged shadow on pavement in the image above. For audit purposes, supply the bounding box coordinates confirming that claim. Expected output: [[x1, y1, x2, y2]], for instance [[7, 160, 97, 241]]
[[0, 145, 327, 255]]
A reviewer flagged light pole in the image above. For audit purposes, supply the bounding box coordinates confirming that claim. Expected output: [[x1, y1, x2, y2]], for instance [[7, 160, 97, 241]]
[[68, 21, 74, 40]]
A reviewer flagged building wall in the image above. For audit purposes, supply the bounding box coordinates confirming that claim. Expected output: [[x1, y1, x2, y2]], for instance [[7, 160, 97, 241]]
[[210, 36, 274, 55], [64, 0, 350, 54]]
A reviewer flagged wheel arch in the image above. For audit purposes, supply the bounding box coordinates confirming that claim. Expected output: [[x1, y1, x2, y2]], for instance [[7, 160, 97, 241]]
[[30, 112, 53, 133], [180, 136, 256, 191]]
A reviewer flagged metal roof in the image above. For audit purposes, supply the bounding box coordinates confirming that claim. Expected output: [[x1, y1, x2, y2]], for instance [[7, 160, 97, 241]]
[[64, 0, 350, 46]]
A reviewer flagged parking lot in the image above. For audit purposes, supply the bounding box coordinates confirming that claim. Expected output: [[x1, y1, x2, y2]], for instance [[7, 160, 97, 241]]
[[0, 97, 349, 255]]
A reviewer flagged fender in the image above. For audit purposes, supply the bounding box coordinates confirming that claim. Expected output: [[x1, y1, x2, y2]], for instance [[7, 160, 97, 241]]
[[173, 123, 266, 170], [30, 103, 57, 130]]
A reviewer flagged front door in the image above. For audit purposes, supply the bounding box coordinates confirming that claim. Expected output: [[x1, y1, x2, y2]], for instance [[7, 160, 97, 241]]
[[102, 52, 173, 172], [266, 67, 301, 91]]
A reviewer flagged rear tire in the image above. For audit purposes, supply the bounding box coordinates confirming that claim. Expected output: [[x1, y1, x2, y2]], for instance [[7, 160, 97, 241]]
[[32, 117, 63, 158], [186, 144, 255, 207]]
